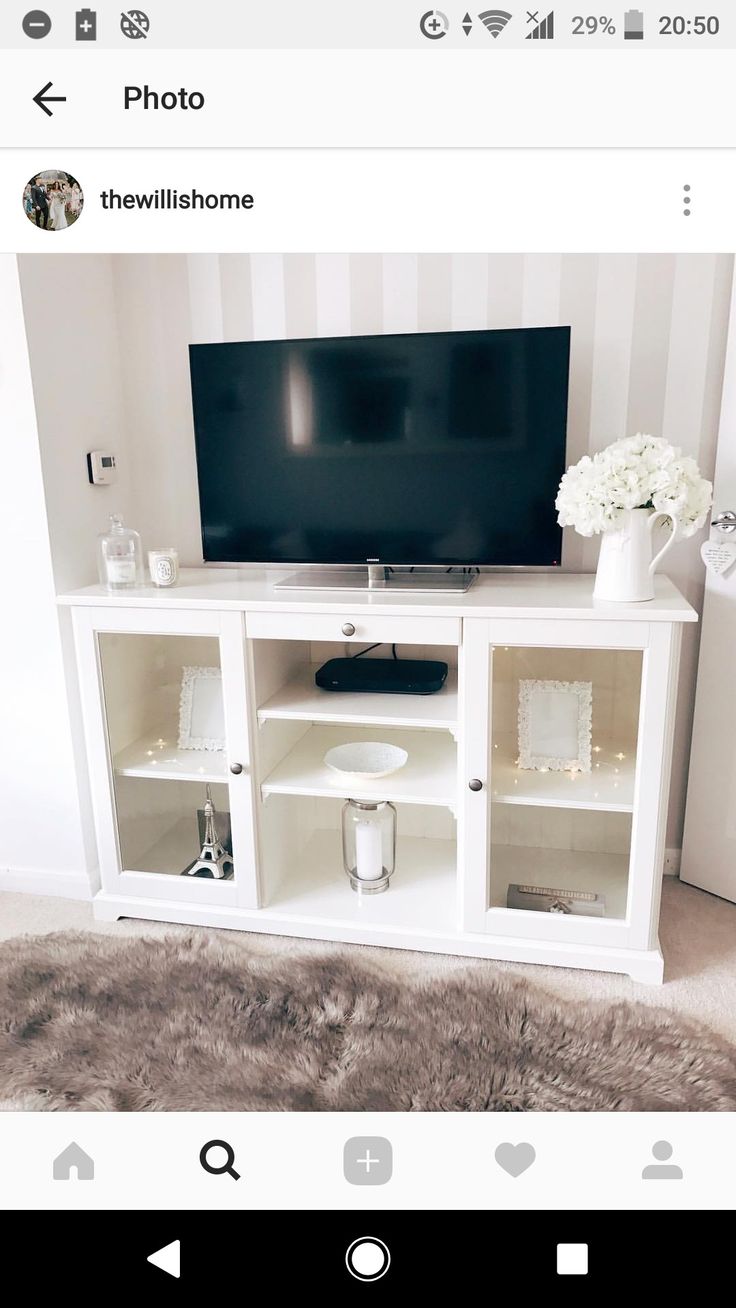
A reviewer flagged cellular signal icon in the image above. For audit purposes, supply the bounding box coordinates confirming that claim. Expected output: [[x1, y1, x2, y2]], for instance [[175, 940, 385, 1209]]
[[478, 10, 513, 39], [526, 10, 555, 40]]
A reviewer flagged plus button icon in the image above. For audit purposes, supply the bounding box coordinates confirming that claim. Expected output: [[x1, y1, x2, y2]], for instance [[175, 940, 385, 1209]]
[[343, 1136, 393, 1186]]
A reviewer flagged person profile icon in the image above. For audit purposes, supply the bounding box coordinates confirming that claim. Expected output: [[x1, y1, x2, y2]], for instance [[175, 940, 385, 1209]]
[[641, 1140, 683, 1181]]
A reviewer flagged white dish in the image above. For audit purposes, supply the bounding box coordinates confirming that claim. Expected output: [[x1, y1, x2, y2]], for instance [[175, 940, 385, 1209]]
[[323, 741, 409, 780]]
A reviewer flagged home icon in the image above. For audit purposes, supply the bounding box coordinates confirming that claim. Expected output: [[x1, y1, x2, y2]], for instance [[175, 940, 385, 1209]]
[[52, 1142, 95, 1181]]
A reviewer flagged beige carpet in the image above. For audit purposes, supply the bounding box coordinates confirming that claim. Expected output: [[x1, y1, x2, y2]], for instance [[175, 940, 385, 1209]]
[[1, 877, 735, 1045]]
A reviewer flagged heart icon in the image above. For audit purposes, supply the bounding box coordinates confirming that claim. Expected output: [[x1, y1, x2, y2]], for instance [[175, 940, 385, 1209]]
[[701, 540, 736, 577], [494, 1142, 536, 1177]]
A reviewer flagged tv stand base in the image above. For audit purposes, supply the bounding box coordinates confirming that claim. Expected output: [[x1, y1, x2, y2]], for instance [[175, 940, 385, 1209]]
[[275, 568, 476, 594]]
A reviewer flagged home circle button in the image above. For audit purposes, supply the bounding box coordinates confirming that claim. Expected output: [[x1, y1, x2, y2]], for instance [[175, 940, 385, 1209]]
[[345, 1237, 391, 1281]]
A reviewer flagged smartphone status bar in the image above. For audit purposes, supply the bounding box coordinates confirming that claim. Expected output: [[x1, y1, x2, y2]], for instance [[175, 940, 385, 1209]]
[[1, 2, 736, 50]]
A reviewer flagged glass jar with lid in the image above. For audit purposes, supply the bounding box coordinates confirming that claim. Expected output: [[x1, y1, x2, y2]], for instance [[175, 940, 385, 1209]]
[[97, 514, 143, 591]]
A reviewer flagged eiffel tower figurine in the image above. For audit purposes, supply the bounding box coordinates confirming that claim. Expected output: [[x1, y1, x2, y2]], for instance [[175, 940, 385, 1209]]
[[185, 785, 233, 879]]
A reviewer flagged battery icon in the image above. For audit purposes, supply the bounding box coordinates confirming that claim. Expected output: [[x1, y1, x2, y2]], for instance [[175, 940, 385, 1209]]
[[75, 9, 97, 41], [624, 9, 644, 40]]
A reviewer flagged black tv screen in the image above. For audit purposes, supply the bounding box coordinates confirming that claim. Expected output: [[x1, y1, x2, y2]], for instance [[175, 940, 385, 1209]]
[[190, 326, 570, 567]]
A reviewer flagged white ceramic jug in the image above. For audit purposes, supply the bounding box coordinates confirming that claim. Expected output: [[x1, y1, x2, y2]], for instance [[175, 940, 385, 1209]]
[[593, 507, 679, 603]]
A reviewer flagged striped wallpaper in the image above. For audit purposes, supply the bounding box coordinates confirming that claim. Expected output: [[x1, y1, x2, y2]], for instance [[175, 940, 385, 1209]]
[[109, 252, 734, 844], [116, 253, 734, 571]]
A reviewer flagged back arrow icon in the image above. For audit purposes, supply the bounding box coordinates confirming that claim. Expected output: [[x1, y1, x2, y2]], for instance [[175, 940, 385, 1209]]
[[33, 81, 67, 116]]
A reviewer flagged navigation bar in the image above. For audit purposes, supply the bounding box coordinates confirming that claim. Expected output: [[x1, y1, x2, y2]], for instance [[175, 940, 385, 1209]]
[[2, 50, 736, 147]]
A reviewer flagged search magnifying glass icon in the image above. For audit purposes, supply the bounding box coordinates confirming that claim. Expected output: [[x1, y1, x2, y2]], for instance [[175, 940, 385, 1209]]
[[199, 1139, 241, 1180]]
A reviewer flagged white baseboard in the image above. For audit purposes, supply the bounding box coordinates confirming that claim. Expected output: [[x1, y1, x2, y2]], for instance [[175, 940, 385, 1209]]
[[0, 866, 94, 901], [663, 848, 682, 877]]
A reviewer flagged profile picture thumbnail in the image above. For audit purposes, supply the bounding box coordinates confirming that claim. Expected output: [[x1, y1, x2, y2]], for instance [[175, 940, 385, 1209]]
[[23, 170, 84, 231]]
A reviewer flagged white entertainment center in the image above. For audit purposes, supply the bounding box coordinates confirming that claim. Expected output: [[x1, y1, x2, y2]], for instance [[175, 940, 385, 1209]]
[[61, 569, 696, 984]]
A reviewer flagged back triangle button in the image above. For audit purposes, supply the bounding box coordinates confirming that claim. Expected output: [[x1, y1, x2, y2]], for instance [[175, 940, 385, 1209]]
[[147, 1239, 181, 1279]]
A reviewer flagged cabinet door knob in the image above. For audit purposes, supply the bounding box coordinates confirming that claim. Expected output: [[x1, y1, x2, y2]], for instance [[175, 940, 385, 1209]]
[[230, 762, 244, 775], [341, 622, 356, 637], [468, 778, 483, 792]]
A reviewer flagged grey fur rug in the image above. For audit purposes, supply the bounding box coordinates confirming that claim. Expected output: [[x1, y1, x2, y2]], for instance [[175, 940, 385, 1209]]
[[0, 931, 734, 1110]]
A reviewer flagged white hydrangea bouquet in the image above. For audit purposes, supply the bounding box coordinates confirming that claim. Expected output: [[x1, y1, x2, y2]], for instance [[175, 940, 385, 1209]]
[[556, 433, 712, 602], [556, 433, 712, 538]]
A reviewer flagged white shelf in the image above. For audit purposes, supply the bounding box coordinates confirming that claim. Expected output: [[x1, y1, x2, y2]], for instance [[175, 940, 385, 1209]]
[[113, 725, 227, 783], [490, 844, 629, 919], [117, 816, 237, 904], [120, 816, 225, 878], [490, 733, 636, 812], [261, 724, 457, 807], [264, 829, 457, 932], [257, 664, 458, 731]]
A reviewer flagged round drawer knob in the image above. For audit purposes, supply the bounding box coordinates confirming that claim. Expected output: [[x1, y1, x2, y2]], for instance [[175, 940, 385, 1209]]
[[341, 622, 356, 637], [468, 778, 483, 792], [229, 762, 244, 775]]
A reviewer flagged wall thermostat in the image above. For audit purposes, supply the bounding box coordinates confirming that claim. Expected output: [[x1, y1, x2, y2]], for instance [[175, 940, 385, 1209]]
[[87, 451, 117, 485]]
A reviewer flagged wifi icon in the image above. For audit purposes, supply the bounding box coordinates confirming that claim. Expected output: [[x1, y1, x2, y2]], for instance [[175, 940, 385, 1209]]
[[478, 9, 512, 38]]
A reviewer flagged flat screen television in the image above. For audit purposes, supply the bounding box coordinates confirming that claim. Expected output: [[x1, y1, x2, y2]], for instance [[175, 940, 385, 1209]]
[[189, 325, 570, 574]]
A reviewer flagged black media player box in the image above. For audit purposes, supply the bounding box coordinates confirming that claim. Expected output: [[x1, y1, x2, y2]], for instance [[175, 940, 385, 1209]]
[[315, 658, 448, 696]]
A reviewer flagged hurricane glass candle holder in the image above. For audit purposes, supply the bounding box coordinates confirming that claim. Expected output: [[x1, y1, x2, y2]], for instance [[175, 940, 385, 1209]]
[[341, 798, 396, 894]]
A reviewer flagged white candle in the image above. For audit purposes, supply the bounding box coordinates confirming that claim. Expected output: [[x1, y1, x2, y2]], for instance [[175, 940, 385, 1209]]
[[354, 819, 383, 881], [148, 548, 179, 587]]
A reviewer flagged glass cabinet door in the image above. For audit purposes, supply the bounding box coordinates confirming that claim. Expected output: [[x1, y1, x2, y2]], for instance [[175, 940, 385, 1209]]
[[78, 610, 256, 908], [460, 616, 670, 950], [488, 644, 642, 932]]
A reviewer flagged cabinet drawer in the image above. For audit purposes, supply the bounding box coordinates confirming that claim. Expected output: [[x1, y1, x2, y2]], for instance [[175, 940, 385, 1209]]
[[245, 610, 461, 647]]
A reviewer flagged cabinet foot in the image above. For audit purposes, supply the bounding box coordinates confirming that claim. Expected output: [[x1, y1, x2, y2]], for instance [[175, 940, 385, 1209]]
[[626, 947, 665, 985], [92, 895, 124, 923]]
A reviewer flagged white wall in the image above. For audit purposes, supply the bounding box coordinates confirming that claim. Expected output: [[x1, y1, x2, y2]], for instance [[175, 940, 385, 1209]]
[[0, 256, 92, 896], [14, 252, 736, 867], [112, 256, 201, 561], [14, 253, 134, 896], [17, 255, 134, 592]]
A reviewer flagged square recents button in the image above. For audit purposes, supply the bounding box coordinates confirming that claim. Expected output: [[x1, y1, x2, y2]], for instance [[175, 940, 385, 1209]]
[[557, 1244, 589, 1276], [343, 1137, 393, 1186]]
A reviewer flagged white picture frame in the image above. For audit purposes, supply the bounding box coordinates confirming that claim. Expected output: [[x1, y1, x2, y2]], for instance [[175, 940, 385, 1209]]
[[178, 666, 225, 751], [517, 679, 592, 773]]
